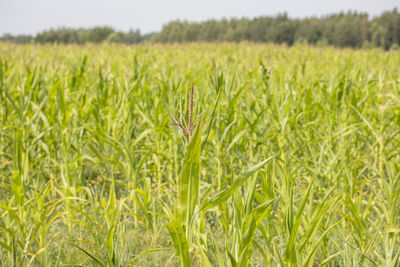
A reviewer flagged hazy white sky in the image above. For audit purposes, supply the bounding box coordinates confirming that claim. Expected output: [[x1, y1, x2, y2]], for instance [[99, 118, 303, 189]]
[[0, 0, 398, 35]]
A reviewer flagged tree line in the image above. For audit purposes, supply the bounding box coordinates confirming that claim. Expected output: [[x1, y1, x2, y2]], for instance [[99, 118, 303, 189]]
[[1, 27, 145, 44], [1, 8, 399, 49]]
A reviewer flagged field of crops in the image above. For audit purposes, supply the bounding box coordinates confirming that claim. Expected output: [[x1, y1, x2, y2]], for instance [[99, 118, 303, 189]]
[[0, 43, 399, 266]]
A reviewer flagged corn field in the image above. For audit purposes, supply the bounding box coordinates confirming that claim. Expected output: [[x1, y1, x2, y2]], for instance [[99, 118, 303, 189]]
[[0, 43, 400, 266]]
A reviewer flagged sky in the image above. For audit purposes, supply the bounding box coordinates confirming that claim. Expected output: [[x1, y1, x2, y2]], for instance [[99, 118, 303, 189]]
[[0, 0, 399, 36]]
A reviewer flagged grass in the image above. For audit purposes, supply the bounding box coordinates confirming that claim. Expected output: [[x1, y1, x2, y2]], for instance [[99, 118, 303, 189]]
[[0, 42, 400, 266]]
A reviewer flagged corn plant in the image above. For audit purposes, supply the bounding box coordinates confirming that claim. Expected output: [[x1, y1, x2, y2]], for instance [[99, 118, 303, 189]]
[[0, 43, 399, 266]]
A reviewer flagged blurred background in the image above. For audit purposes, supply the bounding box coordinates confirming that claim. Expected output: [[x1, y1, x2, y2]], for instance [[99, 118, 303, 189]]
[[0, 0, 399, 49]]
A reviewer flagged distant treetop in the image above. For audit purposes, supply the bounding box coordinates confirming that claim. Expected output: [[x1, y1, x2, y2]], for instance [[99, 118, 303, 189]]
[[1, 9, 399, 49]]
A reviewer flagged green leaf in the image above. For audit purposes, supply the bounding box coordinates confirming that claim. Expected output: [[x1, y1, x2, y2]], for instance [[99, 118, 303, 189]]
[[166, 220, 191, 267], [239, 200, 274, 267], [73, 244, 106, 267], [227, 250, 239, 267], [239, 215, 257, 267], [128, 248, 171, 266], [201, 80, 222, 150], [179, 121, 202, 227], [285, 178, 314, 263], [248, 199, 275, 226], [207, 223, 225, 267], [303, 223, 338, 267], [0, 240, 11, 252], [244, 175, 258, 215], [200, 156, 275, 211]]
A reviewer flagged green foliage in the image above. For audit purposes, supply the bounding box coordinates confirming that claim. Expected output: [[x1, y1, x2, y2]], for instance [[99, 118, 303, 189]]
[[166, 220, 191, 267], [2, 8, 400, 49], [178, 118, 202, 227], [0, 42, 399, 266], [151, 9, 400, 49], [12, 26, 143, 44], [200, 156, 274, 212]]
